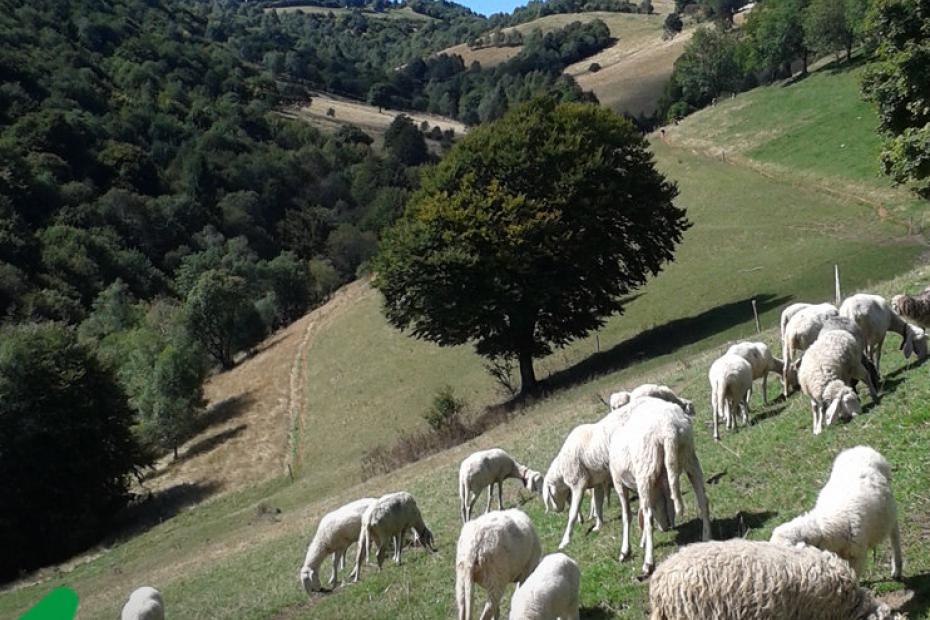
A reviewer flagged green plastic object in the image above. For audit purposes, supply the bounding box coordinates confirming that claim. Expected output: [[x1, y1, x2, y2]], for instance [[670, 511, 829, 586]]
[[18, 587, 78, 620]]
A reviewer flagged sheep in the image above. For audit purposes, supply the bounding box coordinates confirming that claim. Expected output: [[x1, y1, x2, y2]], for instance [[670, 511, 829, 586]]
[[630, 383, 696, 416], [299, 497, 375, 593], [508, 552, 580, 620], [779, 302, 813, 341], [725, 341, 784, 405], [459, 449, 542, 522], [840, 293, 928, 376], [798, 329, 879, 434], [707, 354, 753, 441], [891, 286, 930, 328], [608, 397, 711, 577], [770, 446, 902, 580], [610, 384, 694, 415], [648, 539, 898, 620], [351, 491, 436, 582], [543, 417, 617, 549], [820, 315, 881, 389], [782, 303, 839, 395], [120, 587, 164, 620], [608, 390, 631, 411], [455, 509, 541, 620]]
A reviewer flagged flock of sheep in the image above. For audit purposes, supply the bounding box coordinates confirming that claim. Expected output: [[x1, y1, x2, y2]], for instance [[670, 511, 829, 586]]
[[119, 288, 930, 619]]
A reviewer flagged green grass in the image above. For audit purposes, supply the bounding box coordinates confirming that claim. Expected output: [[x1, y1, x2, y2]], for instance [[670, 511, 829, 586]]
[[2, 62, 930, 620], [667, 58, 927, 226]]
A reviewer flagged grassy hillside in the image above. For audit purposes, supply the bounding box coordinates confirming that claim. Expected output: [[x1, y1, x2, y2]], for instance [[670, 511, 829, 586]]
[[265, 4, 438, 21], [2, 62, 929, 619]]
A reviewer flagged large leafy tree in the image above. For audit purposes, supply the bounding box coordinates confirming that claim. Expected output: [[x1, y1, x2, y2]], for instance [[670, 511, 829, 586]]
[[746, 0, 810, 76], [861, 0, 930, 197], [373, 99, 688, 394], [0, 322, 148, 580]]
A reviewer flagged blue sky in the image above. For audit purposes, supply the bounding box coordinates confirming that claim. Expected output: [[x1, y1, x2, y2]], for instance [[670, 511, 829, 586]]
[[458, 0, 527, 16]]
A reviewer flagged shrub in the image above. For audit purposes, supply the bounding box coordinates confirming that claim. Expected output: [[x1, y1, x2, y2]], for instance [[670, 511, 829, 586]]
[[589, 62, 602, 72], [424, 385, 466, 431]]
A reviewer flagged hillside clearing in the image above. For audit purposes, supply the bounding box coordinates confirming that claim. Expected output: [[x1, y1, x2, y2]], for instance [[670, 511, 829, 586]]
[[284, 93, 466, 146], [2, 62, 930, 619]]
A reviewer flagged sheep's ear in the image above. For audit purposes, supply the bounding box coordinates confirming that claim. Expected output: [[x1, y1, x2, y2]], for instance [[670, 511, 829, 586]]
[[825, 399, 841, 426]]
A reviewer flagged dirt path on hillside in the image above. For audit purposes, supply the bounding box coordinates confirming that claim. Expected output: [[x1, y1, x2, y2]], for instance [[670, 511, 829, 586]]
[[143, 280, 371, 497]]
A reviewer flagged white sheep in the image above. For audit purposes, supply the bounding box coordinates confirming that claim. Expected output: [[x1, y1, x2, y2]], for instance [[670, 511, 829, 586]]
[[120, 587, 164, 620], [781, 303, 839, 395], [608, 397, 711, 576], [707, 354, 753, 441], [840, 293, 928, 376], [630, 383, 696, 416], [455, 509, 541, 620], [725, 341, 784, 405], [609, 384, 693, 415], [508, 552, 580, 620], [351, 491, 435, 582], [608, 390, 631, 411], [299, 497, 375, 593], [797, 330, 878, 434], [770, 446, 902, 580], [779, 302, 813, 341], [648, 539, 898, 620], [459, 448, 542, 522], [543, 412, 622, 549]]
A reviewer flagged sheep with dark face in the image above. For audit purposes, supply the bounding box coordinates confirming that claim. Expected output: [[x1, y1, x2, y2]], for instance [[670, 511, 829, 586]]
[[891, 286, 930, 329]]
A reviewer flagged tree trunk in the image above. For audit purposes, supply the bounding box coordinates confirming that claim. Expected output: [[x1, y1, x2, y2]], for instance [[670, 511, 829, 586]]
[[173, 445, 178, 460], [801, 50, 808, 76], [517, 350, 537, 395]]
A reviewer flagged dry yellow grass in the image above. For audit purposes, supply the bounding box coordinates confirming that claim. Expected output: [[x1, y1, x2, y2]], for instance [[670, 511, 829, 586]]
[[284, 92, 466, 141]]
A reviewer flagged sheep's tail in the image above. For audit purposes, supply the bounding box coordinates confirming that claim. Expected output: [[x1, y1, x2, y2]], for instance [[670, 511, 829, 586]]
[[663, 436, 684, 517], [458, 475, 467, 523], [359, 524, 371, 563], [456, 562, 473, 620]]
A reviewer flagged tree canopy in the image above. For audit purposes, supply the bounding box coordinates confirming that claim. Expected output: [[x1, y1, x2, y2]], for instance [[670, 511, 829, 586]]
[[861, 0, 930, 197], [373, 98, 688, 394]]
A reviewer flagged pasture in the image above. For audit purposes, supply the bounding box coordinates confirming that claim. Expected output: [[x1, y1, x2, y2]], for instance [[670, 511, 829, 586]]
[[1, 62, 929, 619]]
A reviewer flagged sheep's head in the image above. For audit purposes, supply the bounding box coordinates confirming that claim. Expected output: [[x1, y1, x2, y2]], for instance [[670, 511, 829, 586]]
[[823, 384, 861, 426], [415, 525, 437, 553], [300, 565, 322, 594], [523, 469, 544, 494], [902, 324, 928, 360], [891, 294, 907, 317], [680, 397, 696, 417], [609, 390, 631, 411], [784, 361, 801, 391]]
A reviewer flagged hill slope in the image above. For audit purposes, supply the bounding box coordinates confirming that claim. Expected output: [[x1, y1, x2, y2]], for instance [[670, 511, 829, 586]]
[[2, 62, 929, 619]]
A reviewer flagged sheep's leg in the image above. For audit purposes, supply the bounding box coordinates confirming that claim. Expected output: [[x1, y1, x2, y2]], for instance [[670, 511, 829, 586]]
[[559, 485, 585, 549], [741, 393, 750, 426], [329, 551, 339, 586], [616, 484, 632, 562], [762, 373, 769, 405], [478, 589, 501, 620], [497, 480, 504, 511], [466, 491, 478, 522], [811, 400, 822, 435], [376, 541, 387, 569], [640, 504, 656, 576], [853, 362, 879, 403], [876, 336, 885, 377], [712, 393, 720, 442], [588, 488, 596, 520], [687, 453, 712, 542], [891, 521, 903, 580], [394, 533, 403, 565], [592, 484, 605, 531], [351, 543, 364, 582], [485, 484, 493, 514]]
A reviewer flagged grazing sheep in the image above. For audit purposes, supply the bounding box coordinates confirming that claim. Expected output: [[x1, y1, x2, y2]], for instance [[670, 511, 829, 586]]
[[891, 286, 930, 328], [820, 316, 881, 389], [707, 354, 753, 441], [299, 497, 375, 593], [770, 446, 902, 580], [648, 539, 897, 620], [609, 390, 631, 411], [121, 587, 164, 620], [608, 397, 711, 576], [782, 303, 839, 395], [840, 293, 928, 376], [798, 330, 878, 434], [780, 302, 814, 341], [351, 492, 435, 582], [455, 509, 541, 620], [509, 552, 580, 620], [459, 449, 542, 522], [726, 341, 784, 405], [630, 383, 696, 416]]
